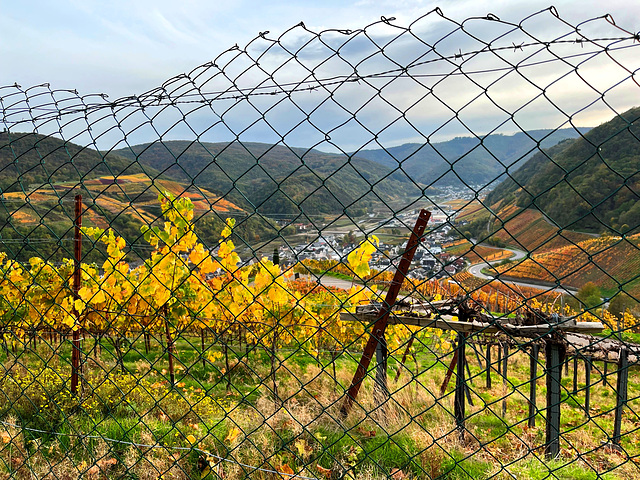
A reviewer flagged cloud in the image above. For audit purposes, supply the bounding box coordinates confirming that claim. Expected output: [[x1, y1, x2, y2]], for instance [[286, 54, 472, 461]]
[[2, 0, 639, 153]]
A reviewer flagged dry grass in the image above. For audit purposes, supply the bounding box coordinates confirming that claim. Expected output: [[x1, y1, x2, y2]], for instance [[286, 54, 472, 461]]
[[2, 339, 640, 479]]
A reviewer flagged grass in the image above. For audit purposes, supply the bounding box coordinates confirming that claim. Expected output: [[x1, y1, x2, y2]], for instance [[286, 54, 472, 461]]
[[1, 330, 640, 479]]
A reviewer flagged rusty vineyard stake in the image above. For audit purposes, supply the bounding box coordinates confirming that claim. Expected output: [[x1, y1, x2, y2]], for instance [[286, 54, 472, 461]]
[[71, 194, 83, 396], [340, 209, 431, 417]]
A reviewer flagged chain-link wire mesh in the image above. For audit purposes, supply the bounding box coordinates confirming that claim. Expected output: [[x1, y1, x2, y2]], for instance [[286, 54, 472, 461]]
[[1, 7, 640, 479]]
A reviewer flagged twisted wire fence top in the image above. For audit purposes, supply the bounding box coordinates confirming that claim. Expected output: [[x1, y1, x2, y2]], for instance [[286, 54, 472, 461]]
[[1, 6, 640, 480]]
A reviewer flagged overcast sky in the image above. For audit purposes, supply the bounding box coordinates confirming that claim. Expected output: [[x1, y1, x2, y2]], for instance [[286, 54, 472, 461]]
[[2, 0, 639, 151]]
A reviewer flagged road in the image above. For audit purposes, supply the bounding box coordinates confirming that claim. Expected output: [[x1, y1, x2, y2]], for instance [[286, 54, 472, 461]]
[[295, 273, 356, 290], [467, 245, 578, 295]]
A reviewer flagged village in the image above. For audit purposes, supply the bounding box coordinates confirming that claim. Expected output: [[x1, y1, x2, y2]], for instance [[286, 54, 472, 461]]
[[274, 205, 467, 281]]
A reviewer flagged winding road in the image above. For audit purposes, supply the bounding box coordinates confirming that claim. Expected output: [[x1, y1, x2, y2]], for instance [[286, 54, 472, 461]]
[[293, 244, 578, 297], [467, 245, 578, 295]]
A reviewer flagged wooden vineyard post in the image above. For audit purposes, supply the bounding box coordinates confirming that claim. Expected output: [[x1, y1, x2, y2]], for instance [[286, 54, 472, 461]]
[[465, 361, 474, 406], [469, 341, 484, 368], [374, 336, 389, 406], [502, 342, 508, 417], [340, 209, 431, 417], [497, 342, 502, 377], [584, 356, 591, 416], [612, 347, 628, 449], [201, 329, 206, 369], [440, 349, 459, 396], [71, 194, 83, 396], [545, 340, 563, 458], [603, 361, 608, 386], [486, 344, 492, 389], [454, 333, 466, 440], [572, 356, 578, 395], [163, 307, 176, 386], [528, 344, 539, 427]]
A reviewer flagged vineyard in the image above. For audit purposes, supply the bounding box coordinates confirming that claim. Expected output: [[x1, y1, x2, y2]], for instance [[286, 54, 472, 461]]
[[1, 194, 639, 479], [495, 234, 640, 297]]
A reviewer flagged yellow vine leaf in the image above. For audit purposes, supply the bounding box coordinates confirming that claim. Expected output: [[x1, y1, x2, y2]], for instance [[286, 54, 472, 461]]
[[347, 235, 379, 278], [225, 427, 241, 443]]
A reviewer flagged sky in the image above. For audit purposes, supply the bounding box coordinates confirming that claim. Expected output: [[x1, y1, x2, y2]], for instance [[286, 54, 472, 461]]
[[1, 0, 639, 151]]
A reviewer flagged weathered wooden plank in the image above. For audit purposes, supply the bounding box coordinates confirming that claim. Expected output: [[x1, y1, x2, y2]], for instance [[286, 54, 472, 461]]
[[340, 312, 604, 335]]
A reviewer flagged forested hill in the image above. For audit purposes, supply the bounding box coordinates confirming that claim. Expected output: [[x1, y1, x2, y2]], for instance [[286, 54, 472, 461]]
[[354, 128, 590, 187], [485, 107, 640, 234], [114, 141, 422, 215], [0, 131, 148, 193]]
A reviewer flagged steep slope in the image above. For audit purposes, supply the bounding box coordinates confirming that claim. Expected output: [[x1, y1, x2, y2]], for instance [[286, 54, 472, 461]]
[[486, 107, 640, 234], [495, 234, 640, 297], [114, 141, 422, 216], [354, 128, 590, 187]]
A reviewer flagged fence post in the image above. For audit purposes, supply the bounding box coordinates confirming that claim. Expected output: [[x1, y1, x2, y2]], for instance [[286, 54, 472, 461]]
[[528, 344, 539, 427], [545, 340, 562, 458], [71, 194, 83, 396], [485, 344, 492, 389], [572, 356, 578, 395], [455, 333, 466, 440], [612, 347, 628, 448], [374, 335, 389, 406], [603, 360, 608, 385]]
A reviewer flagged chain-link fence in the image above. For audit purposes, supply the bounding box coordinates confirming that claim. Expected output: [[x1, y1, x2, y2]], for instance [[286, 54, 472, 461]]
[[1, 7, 640, 479]]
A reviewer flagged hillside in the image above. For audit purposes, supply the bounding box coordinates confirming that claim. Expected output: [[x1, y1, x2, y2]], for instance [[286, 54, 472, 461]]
[[353, 127, 590, 187], [485, 107, 640, 234], [0, 131, 151, 193], [3, 172, 243, 228], [114, 141, 422, 216], [459, 203, 594, 253], [0, 133, 296, 261], [0, 168, 256, 261]]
